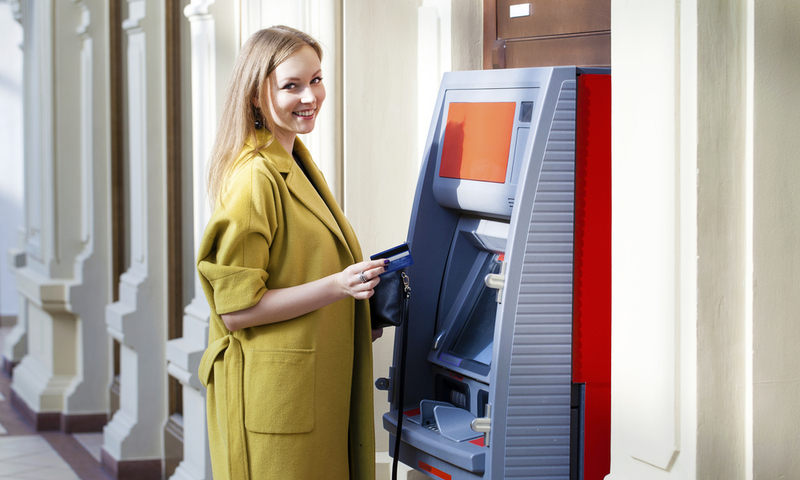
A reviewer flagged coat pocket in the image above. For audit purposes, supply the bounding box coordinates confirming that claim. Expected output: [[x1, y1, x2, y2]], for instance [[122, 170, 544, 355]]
[[243, 348, 315, 434]]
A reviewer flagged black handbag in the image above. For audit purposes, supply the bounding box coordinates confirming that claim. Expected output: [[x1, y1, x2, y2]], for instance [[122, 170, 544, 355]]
[[369, 270, 410, 329]]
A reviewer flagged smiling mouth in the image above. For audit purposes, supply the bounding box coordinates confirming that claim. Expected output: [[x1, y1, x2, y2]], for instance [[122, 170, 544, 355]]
[[294, 109, 315, 117]]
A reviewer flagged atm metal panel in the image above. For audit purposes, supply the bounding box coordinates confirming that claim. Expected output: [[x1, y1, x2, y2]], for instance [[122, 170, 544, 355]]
[[381, 66, 610, 480], [491, 77, 577, 479]]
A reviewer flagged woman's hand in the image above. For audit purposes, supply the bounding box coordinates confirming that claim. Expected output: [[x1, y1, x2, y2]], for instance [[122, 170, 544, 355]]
[[335, 259, 388, 300]]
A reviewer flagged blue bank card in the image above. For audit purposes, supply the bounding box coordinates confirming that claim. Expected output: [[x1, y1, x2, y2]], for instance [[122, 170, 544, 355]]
[[371, 243, 413, 275]]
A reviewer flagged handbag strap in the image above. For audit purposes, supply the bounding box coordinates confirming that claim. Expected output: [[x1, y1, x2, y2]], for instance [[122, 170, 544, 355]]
[[392, 272, 411, 480]]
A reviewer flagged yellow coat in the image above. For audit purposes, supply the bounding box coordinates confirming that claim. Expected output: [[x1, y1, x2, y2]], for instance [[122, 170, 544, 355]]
[[197, 131, 375, 480]]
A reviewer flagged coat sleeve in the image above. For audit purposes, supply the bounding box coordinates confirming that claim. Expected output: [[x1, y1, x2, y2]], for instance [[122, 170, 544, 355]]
[[198, 161, 280, 315]]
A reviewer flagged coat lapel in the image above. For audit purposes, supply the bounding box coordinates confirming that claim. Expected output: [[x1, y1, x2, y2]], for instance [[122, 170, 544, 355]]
[[254, 132, 356, 259], [294, 141, 364, 264], [287, 154, 347, 247]]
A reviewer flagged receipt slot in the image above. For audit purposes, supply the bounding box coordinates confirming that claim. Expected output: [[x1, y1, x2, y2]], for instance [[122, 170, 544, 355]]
[[380, 67, 611, 480]]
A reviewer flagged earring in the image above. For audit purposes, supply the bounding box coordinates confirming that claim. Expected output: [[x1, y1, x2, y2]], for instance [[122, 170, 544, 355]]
[[253, 106, 264, 130]]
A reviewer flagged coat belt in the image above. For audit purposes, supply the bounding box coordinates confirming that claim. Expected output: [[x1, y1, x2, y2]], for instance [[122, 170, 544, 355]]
[[199, 334, 250, 480]]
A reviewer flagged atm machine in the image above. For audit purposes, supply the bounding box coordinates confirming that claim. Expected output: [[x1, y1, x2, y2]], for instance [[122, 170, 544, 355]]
[[379, 67, 611, 480]]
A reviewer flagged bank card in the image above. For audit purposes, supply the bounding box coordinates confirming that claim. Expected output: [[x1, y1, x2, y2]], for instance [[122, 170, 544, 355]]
[[371, 243, 413, 275]]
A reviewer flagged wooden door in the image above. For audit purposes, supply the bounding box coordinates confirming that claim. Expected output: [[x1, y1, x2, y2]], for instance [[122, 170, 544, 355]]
[[483, 0, 610, 69]]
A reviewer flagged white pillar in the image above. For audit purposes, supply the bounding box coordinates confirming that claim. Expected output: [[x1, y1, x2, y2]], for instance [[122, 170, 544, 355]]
[[2, 0, 27, 376], [62, 0, 113, 428], [10, 0, 112, 431], [608, 0, 699, 478], [166, 1, 218, 478], [0, 0, 25, 336], [103, 0, 167, 474], [9, 0, 63, 422]]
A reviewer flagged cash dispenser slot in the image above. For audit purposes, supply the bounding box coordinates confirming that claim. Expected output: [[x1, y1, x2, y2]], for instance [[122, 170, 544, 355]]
[[429, 218, 507, 385], [435, 374, 470, 411]]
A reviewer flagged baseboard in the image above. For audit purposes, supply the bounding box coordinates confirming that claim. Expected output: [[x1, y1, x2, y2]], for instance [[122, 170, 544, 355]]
[[102, 447, 162, 480], [61, 412, 108, 433], [10, 389, 107, 434], [11, 389, 61, 431]]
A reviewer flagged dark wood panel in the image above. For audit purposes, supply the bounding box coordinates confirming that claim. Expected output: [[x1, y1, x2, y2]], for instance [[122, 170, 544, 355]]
[[497, 0, 610, 39], [110, 0, 125, 300], [164, 0, 185, 476], [505, 33, 611, 68], [483, 0, 499, 69], [165, 0, 184, 349], [109, 0, 123, 426]]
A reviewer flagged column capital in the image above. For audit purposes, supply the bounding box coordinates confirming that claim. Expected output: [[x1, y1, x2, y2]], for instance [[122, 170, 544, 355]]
[[122, 0, 145, 31], [9, 0, 22, 24], [184, 0, 215, 20]]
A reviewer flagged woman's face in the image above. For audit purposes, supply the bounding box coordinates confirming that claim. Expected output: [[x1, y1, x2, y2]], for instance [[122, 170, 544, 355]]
[[267, 45, 326, 152]]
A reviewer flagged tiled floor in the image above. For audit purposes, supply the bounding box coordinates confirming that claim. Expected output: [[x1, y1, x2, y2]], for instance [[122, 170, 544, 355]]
[[0, 327, 111, 480], [0, 436, 81, 479]]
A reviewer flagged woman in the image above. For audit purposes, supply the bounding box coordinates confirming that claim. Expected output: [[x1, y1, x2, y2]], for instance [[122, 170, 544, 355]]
[[197, 26, 384, 480]]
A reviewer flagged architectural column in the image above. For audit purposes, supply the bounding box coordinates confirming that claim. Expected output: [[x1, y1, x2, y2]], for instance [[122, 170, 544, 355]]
[[166, 1, 217, 479], [607, 1, 700, 478], [9, 0, 112, 433], [0, 0, 26, 372], [103, 0, 168, 478], [60, 0, 113, 432], [608, 0, 756, 479]]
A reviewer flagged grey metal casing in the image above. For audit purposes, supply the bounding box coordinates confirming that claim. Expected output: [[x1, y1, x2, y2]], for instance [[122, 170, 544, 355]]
[[383, 66, 579, 479]]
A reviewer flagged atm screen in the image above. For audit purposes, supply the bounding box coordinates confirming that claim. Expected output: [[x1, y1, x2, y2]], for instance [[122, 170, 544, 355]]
[[439, 102, 516, 183], [448, 255, 503, 365], [432, 89, 537, 218]]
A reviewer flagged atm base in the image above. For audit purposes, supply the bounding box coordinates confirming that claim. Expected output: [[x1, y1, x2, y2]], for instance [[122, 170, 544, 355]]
[[383, 410, 486, 477]]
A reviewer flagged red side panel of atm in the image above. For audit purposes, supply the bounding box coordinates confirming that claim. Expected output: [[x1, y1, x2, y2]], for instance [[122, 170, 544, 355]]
[[572, 73, 612, 480]]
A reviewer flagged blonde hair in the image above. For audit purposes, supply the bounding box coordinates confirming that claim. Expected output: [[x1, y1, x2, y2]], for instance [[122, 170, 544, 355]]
[[206, 26, 323, 206]]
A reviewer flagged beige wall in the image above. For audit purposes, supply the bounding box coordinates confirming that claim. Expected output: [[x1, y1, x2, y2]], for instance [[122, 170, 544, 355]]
[[342, 0, 421, 455], [751, 1, 800, 477], [342, 1, 482, 461], [696, 0, 748, 479]]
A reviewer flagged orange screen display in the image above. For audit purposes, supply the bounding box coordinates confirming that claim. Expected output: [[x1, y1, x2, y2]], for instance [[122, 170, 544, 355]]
[[439, 102, 516, 183]]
